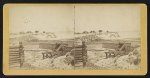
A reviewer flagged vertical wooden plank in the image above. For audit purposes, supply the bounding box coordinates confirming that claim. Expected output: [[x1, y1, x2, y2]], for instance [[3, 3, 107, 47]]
[[19, 42, 24, 67]]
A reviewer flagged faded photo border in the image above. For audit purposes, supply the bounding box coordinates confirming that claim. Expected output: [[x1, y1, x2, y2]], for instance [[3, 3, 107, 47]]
[[3, 4, 147, 75]]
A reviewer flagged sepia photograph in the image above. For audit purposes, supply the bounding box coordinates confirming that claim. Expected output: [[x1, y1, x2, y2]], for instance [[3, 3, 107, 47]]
[[3, 4, 147, 75]]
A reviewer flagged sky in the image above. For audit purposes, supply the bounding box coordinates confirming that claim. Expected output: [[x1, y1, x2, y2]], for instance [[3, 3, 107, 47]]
[[9, 6, 74, 33], [75, 5, 140, 32], [9, 5, 141, 37]]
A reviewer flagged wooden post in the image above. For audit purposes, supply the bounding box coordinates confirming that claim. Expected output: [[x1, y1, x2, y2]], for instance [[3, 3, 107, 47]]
[[105, 52, 108, 58], [19, 42, 24, 67], [82, 41, 87, 67], [42, 53, 45, 59]]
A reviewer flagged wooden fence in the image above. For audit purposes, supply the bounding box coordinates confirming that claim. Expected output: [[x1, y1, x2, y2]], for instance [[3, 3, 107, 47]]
[[9, 42, 24, 68]]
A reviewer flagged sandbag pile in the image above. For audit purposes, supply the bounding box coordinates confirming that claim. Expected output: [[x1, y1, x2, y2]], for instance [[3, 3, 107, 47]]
[[87, 51, 106, 64], [116, 55, 139, 69], [52, 56, 74, 70], [31, 58, 54, 69], [87, 51, 99, 64], [87, 47, 141, 69], [113, 47, 140, 69], [94, 58, 116, 69], [23, 46, 141, 70], [87, 50, 117, 69], [29, 54, 74, 69]]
